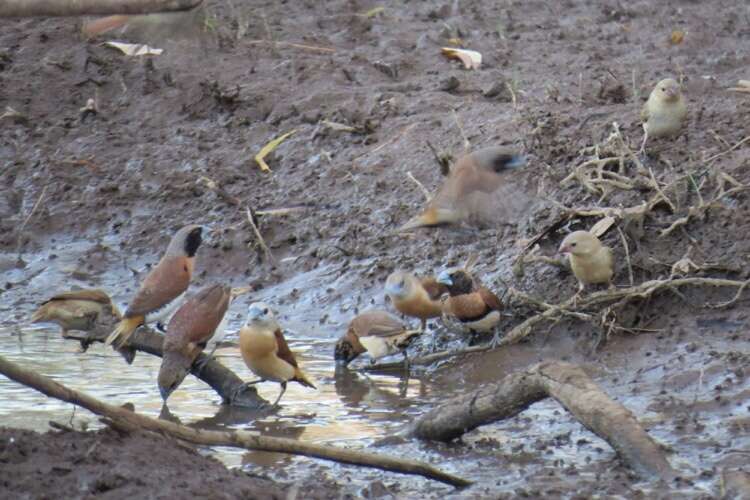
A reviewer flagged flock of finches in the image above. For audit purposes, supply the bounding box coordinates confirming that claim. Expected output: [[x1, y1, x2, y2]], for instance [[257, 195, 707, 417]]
[[29, 77, 687, 407]]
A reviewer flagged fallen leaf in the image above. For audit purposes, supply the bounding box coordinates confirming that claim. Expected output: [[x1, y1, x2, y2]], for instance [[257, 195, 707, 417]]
[[446, 37, 464, 47], [255, 130, 297, 173], [105, 41, 163, 56], [589, 216, 615, 237], [669, 30, 685, 45], [441, 47, 482, 70], [728, 80, 750, 93], [361, 6, 384, 18], [321, 120, 359, 133]]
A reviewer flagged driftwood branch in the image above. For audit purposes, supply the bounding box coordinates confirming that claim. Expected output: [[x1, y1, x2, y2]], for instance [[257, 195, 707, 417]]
[[0, 354, 470, 488], [65, 326, 266, 408], [0, 0, 202, 18], [410, 360, 677, 481]]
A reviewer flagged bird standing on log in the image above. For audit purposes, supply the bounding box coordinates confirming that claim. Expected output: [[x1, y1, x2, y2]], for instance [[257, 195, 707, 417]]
[[106, 225, 202, 349], [157, 284, 231, 402]]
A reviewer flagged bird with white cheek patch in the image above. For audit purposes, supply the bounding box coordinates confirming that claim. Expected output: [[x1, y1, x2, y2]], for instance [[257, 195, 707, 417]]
[[558, 231, 614, 296], [640, 78, 687, 154], [238, 302, 316, 406]]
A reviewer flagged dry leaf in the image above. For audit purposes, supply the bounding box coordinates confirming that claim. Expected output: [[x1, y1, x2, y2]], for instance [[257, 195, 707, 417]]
[[669, 30, 685, 45], [361, 6, 384, 18], [447, 37, 464, 47], [254, 130, 297, 173], [321, 120, 358, 133], [104, 41, 163, 56], [728, 80, 750, 93], [589, 216, 615, 237], [441, 47, 482, 70]]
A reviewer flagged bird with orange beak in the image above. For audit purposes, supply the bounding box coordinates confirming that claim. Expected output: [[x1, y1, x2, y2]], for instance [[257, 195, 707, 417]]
[[334, 310, 422, 368], [238, 302, 316, 406], [106, 225, 202, 349], [640, 78, 687, 153], [157, 284, 231, 402], [384, 271, 447, 330], [437, 268, 504, 346], [558, 231, 614, 294], [399, 146, 526, 230]]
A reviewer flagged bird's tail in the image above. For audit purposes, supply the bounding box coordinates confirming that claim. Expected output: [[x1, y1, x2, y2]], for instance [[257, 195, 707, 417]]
[[399, 207, 461, 231], [293, 368, 316, 389], [30, 305, 50, 323], [105, 316, 143, 348], [82, 15, 130, 37]]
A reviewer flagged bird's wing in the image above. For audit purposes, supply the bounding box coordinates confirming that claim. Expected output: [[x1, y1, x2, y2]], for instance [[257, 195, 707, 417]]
[[444, 293, 491, 321], [165, 285, 230, 348], [640, 101, 649, 122], [478, 287, 503, 311], [274, 329, 299, 368], [126, 256, 190, 317], [44, 289, 112, 305], [421, 277, 448, 301]]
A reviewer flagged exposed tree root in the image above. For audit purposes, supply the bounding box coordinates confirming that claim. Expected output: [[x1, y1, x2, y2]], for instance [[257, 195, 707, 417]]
[[410, 360, 678, 481]]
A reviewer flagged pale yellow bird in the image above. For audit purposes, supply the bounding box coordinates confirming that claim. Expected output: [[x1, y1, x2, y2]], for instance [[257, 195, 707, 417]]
[[238, 302, 316, 406], [558, 231, 614, 294], [640, 78, 687, 153]]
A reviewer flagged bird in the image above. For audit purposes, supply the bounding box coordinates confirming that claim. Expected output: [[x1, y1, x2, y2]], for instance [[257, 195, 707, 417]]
[[30, 289, 136, 363], [384, 271, 448, 330], [437, 268, 504, 346], [399, 146, 526, 230], [157, 284, 231, 402], [558, 230, 614, 294], [640, 78, 687, 153], [106, 224, 203, 349], [334, 310, 422, 368], [238, 302, 316, 406]]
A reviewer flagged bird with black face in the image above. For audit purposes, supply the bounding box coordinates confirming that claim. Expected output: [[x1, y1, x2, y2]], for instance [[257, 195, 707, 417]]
[[400, 146, 526, 230], [334, 310, 421, 369], [437, 268, 504, 346], [238, 302, 316, 406], [384, 271, 447, 330], [558, 231, 614, 296], [640, 78, 687, 154], [157, 284, 231, 402], [106, 225, 203, 349]]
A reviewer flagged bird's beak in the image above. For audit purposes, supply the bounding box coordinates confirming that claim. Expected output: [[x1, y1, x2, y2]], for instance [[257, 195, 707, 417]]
[[558, 245, 570, 255], [506, 155, 526, 169], [384, 283, 402, 297], [246, 307, 263, 321], [665, 86, 679, 98], [159, 385, 173, 402], [436, 271, 453, 286]]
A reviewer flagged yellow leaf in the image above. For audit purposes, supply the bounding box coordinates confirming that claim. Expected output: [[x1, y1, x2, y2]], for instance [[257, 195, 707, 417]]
[[441, 47, 482, 70], [362, 7, 384, 18], [589, 216, 615, 238], [447, 37, 464, 47], [255, 130, 296, 173], [669, 30, 685, 45]]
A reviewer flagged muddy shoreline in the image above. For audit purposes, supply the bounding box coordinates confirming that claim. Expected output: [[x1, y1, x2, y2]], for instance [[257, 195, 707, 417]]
[[1, 0, 749, 497]]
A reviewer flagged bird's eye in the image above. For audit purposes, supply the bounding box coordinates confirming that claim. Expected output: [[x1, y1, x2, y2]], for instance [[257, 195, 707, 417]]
[[571, 242, 577, 247], [263, 308, 269, 314], [661, 87, 666, 91]]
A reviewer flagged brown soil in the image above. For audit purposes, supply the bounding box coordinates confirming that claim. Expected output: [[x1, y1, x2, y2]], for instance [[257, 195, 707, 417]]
[[1, 0, 750, 498], [0, 426, 338, 499]]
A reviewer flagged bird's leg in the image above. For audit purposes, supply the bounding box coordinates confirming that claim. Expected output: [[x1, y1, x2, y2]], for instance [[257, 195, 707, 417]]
[[231, 379, 264, 403], [273, 381, 287, 406], [638, 126, 649, 156], [420, 318, 427, 331], [402, 350, 411, 373], [572, 282, 585, 308], [490, 327, 503, 349], [194, 344, 218, 375]]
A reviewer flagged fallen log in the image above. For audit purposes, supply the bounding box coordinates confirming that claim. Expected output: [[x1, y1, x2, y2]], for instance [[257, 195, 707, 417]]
[[0, 0, 201, 18], [410, 360, 678, 481], [0, 355, 471, 488], [64, 327, 266, 409]]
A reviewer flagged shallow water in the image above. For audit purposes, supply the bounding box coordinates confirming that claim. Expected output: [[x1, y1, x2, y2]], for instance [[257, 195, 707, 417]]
[[1, 248, 749, 498]]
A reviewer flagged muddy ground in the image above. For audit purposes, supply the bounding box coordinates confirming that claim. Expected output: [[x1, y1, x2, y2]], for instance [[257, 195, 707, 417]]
[[1, 0, 749, 498]]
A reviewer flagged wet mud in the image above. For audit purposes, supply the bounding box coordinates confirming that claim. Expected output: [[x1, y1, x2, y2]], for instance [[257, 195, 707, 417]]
[[1, 0, 749, 498]]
